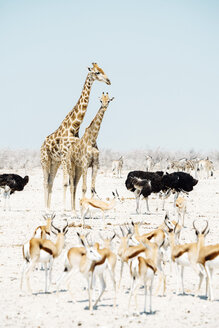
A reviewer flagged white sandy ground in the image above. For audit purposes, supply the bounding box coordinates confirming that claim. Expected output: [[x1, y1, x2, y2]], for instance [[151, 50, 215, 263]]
[[0, 167, 219, 328]]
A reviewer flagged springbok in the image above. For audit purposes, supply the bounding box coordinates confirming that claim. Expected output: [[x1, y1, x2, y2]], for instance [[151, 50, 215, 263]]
[[80, 191, 120, 228], [33, 213, 56, 270], [92, 233, 117, 308], [128, 247, 157, 314], [112, 156, 123, 178], [175, 196, 187, 227], [21, 222, 68, 293], [145, 155, 154, 172], [195, 222, 219, 301], [164, 216, 208, 295], [198, 158, 214, 179], [128, 221, 169, 296], [33, 213, 56, 239], [57, 232, 109, 311]]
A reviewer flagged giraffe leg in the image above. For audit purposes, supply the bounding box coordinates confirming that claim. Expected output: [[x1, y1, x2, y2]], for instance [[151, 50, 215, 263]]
[[47, 161, 60, 209], [82, 168, 88, 198], [72, 166, 82, 214], [62, 161, 69, 211], [91, 157, 99, 197], [41, 152, 51, 209], [69, 163, 76, 215]]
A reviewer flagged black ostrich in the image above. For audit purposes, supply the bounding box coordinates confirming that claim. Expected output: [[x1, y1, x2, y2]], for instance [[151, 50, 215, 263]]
[[125, 171, 167, 213], [125, 170, 198, 213], [0, 174, 29, 210], [161, 171, 198, 206]]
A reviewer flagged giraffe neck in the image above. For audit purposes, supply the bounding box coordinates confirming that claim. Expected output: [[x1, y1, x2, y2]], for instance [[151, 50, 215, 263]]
[[59, 73, 94, 137], [82, 106, 107, 146]]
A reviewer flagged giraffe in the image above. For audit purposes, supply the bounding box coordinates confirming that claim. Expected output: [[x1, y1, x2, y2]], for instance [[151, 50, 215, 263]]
[[40, 63, 111, 211], [66, 92, 114, 213]]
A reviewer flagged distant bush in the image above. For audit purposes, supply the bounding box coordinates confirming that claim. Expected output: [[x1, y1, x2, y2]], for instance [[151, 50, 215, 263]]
[[0, 149, 40, 170], [0, 148, 218, 170]]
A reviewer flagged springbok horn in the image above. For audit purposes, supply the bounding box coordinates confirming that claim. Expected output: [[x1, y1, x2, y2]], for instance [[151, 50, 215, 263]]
[[85, 232, 90, 239], [77, 232, 86, 247], [202, 220, 209, 235], [110, 233, 116, 241], [125, 224, 132, 235], [51, 212, 56, 219], [43, 214, 48, 220], [174, 218, 179, 233], [113, 229, 119, 238], [85, 235, 91, 247], [164, 212, 169, 222], [51, 222, 61, 233], [193, 219, 199, 234], [63, 222, 69, 234], [120, 226, 125, 237]]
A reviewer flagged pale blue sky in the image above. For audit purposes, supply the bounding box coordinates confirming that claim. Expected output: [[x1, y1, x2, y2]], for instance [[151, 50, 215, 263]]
[[0, 0, 219, 152]]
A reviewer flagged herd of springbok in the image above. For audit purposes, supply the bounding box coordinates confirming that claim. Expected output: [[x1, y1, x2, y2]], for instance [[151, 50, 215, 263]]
[[19, 156, 219, 315]]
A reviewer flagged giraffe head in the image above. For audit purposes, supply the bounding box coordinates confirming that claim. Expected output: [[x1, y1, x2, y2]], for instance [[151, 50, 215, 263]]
[[88, 63, 111, 85], [100, 92, 114, 109]]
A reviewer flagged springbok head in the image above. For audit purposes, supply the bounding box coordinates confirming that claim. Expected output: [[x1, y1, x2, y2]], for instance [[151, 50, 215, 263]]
[[51, 222, 69, 236], [193, 219, 209, 239]]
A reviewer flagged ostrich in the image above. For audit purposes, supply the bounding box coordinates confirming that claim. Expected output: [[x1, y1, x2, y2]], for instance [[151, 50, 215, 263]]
[[162, 171, 198, 207], [125, 171, 198, 214], [125, 171, 166, 213], [0, 174, 29, 210]]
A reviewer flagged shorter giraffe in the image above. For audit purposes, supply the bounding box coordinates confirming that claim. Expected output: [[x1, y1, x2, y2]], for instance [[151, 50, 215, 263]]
[[67, 92, 114, 213]]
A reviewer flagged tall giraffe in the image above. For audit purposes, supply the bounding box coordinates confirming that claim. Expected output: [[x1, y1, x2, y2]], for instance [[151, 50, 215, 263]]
[[41, 63, 111, 211], [66, 92, 114, 212]]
